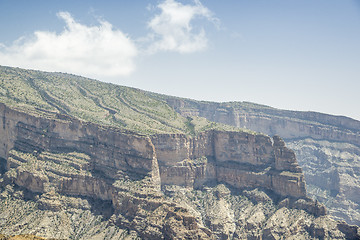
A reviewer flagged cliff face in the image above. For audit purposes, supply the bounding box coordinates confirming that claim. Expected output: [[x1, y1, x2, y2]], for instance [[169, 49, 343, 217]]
[[0, 66, 358, 239], [287, 139, 360, 226], [0, 102, 306, 199], [163, 97, 360, 226], [164, 98, 360, 146], [151, 131, 306, 198], [0, 102, 211, 239], [0, 103, 158, 182], [1, 102, 353, 239]]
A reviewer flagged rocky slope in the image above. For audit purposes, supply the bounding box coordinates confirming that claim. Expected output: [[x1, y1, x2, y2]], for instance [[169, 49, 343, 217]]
[[288, 139, 360, 226], [0, 66, 358, 239], [0, 234, 51, 240], [160, 96, 360, 226], [0, 101, 323, 239]]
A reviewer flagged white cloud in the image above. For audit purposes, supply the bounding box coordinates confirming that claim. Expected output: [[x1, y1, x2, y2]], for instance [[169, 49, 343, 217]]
[[0, 11, 137, 80], [0, 1, 218, 80], [147, 0, 217, 53]]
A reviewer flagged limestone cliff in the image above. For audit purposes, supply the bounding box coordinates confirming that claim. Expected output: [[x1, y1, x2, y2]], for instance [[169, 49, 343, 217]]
[[288, 139, 360, 226], [161, 97, 360, 226], [151, 131, 306, 198], [0, 101, 307, 198], [0, 66, 359, 239], [163, 98, 360, 146], [0, 102, 357, 239], [0, 102, 210, 239]]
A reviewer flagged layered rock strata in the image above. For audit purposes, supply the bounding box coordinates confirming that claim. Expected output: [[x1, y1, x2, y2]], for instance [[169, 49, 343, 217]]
[[163, 97, 360, 226], [164, 98, 360, 146], [0, 102, 358, 239], [0, 102, 306, 199], [151, 132, 306, 198], [288, 139, 360, 226], [0, 103, 211, 239]]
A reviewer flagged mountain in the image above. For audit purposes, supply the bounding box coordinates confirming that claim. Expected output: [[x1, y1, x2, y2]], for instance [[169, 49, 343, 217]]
[[157, 94, 360, 227], [0, 65, 358, 239]]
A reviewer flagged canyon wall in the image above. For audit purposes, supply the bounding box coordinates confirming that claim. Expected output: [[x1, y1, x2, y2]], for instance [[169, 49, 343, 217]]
[[0, 102, 338, 238], [0, 102, 212, 239], [163, 97, 360, 226], [151, 131, 306, 198], [165, 98, 360, 146], [0, 103, 158, 181], [0, 102, 306, 199]]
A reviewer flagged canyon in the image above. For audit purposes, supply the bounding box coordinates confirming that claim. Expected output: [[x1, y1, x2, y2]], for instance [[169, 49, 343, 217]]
[[0, 66, 358, 239], [162, 97, 360, 227]]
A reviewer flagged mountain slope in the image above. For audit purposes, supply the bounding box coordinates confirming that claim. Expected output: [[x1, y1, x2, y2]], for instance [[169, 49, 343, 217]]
[[0, 66, 243, 136], [0, 65, 358, 239], [158, 93, 360, 226]]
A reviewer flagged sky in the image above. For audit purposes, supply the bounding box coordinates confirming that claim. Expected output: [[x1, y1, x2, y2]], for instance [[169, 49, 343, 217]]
[[0, 0, 359, 120]]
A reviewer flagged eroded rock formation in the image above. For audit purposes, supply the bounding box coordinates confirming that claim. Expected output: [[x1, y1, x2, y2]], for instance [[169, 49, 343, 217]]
[[0, 64, 358, 238], [0, 102, 307, 200], [1, 102, 357, 239], [164, 98, 360, 146], [151, 131, 306, 198], [163, 97, 360, 227]]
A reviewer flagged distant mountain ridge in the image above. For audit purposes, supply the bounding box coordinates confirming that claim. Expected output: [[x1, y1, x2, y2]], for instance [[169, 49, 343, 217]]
[[155, 86, 360, 226], [156, 95, 360, 144]]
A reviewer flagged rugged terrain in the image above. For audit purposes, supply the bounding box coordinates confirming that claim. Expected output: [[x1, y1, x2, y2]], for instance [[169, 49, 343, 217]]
[[160, 96, 360, 227], [0, 66, 358, 239]]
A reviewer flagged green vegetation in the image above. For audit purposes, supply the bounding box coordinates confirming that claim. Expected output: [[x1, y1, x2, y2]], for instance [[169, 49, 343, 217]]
[[8, 149, 92, 177], [185, 117, 195, 135], [0, 66, 254, 136]]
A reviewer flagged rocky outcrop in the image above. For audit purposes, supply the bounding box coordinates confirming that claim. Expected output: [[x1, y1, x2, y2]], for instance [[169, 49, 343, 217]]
[[164, 98, 360, 146], [0, 103, 213, 239], [288, 139, 360, 226], [0, 102, 307, 199], [0, 102, 159, 182], [151, 131, 306, 198], [163, 97, 360, 227], [0, 101, 358, 238], [163, 185, 359, 240]]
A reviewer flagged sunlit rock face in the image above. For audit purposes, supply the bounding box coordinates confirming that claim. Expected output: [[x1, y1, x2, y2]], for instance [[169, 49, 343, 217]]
[[0, 103, 345, 239], [164, 97, 360, 227], [0, 66, 358, 239], [152, 131, 306, 198]]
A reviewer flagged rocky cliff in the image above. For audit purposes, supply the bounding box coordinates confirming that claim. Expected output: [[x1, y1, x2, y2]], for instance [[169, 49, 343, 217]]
[[288, 139, 360, 226], [151, 132, 306, 198], [161, 97, 360, 227], [0, 66, 359, 239], [0, 102, 210, 239], [0, 101, 308, 198], [0, 99, 357, 239], [163, 98, 360, 146]]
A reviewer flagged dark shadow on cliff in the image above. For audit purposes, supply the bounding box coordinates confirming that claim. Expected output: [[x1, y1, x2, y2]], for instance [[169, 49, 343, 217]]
[[0, 157, 6, 176], [87, 197, 114, 220]]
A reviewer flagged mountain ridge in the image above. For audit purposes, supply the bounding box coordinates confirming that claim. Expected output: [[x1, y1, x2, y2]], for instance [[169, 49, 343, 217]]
[[158, 92, 360, 226], [0, 65, 358, 239]]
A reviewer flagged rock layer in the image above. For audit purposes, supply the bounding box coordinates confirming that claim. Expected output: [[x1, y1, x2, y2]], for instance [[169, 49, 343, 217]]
[[163, 98, 360, 146], [0, 102, 344, 239], [151, 131, 306, 198], [0, 65, 358, 238], [0, 102, 307, 199], [163, 97, 360, 226]]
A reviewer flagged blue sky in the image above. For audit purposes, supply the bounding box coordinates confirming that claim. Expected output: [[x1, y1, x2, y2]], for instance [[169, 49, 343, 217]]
[[1, 0, 360, 120]]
